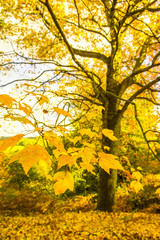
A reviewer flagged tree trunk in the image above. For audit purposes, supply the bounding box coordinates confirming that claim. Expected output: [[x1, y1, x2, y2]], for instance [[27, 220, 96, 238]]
[[97, 100, 121, 211]]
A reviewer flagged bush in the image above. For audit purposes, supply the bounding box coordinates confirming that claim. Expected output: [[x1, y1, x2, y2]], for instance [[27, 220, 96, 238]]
[[115, 173, 160, 212]]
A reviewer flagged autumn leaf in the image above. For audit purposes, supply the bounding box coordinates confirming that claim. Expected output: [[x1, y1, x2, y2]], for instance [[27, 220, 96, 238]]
[[53, 107, 73, 118], [132, 171, 143, 181], [19, 102, 33, 116], [9, 145, 50, 174], [4, 115, 35, 127], [0, 134, 24, 152], [155, 188, 160, 196], [78, 129, 97, 138], [53, 171, 74, 194], [44, 131, 66, 152], [102, 129, 118, 141], [56, 126, 69, 132], [98, 152, 124, 174], [0, 94, 17, 108], [75, 147, 96, 164], [130, 181, 143, 193], [80, 162, 95, 174], [38, 95, 50, 105], [57, 154, 76, 170], [68, 136, 81, 145]]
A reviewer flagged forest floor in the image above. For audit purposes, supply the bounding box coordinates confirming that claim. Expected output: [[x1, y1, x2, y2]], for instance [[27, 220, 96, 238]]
[[0, 194, 160, 240]]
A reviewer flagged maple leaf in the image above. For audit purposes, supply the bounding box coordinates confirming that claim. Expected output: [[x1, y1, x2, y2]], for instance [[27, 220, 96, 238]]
[[44, 131, 66, 152], [53, 107, 73, 118], [0, 94, 17, 108], [53, 171, 74, 194], [80, 162, 95, 174], [98, 152, 124, 174], [57, 154, 75, 170], [78, 129, 97, 138], [9, 145, 50, 174], [102, 129, 118, 141], [0, 134, 24, 152]]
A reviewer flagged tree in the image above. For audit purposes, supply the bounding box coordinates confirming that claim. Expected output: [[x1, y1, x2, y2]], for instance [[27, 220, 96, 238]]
[[0, 0, 160, 211]]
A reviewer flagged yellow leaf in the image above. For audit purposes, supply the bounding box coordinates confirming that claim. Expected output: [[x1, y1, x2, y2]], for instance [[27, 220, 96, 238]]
[[44, 131, 66, 152], [80, 162, 95, 174], [102, 129, 118, 141], [0, 94, 17, 108], [53, 171, 74, 194], [78, 129, 97, 138], [9, 145, 50, 174], [69, 136, 81, 144], [130, 181, 143, 193], [0, 134, 24, 152], [104, 146, 110, 151], [53, 107, 73, 118], [5, 115, 35, 127], [38, 95, 50, 105], [155, 188, 160, 196], [76, 147, 96, 164], [57, 154, 75, 170], [56, 126, 69, 132], [132, 171, 143, 181], [98, 152, 124, 174]]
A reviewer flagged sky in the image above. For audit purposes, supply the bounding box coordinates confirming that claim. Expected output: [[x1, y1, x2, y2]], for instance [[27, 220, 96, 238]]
[[0, 40, 63, 137]]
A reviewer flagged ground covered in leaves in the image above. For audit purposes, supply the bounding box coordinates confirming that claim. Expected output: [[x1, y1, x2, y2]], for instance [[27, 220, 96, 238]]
[[0, 194, 160, 240]]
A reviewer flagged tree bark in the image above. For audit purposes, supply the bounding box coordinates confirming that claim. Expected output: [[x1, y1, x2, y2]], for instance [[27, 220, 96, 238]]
[[97, 96, 121, 211]]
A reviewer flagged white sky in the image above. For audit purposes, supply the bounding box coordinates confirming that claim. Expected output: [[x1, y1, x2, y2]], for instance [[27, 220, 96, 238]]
[[0, 40, 63, 137]]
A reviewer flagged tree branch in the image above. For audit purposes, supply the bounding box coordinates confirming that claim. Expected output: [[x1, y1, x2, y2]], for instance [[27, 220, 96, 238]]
[[72, 48, 109, 64]]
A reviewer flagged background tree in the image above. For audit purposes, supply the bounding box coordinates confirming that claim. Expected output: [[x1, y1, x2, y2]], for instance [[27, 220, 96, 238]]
[[0, 0, 160, 211]]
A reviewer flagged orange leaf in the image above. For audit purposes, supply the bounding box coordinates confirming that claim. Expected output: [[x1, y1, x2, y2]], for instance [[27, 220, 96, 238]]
[[38, 95, 50, 105], [0, 94, 17, 108], [53, 107, 73, 118], [9, 145, 50, 174], [19, 103, 33, 116], [0, 134, 24, 152]]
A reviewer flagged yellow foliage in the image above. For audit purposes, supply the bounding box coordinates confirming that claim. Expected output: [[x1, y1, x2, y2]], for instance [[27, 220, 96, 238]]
[[9, 144, 50, 174], [53, 107, 72, 118], [0, 134, 24, 152], [0, 94, 17, 108], [132, 171, 143, 181], [57, 154, 76, 170], [44, 131, 66, 152], [19, 103, 33, 116], [98, 152, 124, 174], [102, 129, 118, 141], [53, 171, 74, 194], [4, 115, 35, 127], [78, 129, 97, 138], [130, 181, 143, 193]]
